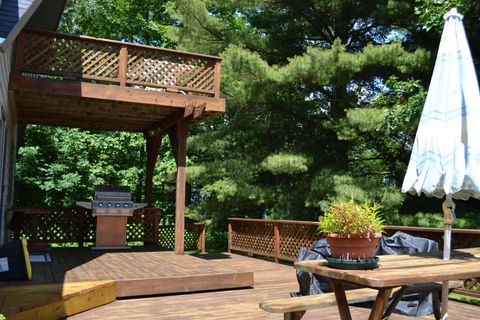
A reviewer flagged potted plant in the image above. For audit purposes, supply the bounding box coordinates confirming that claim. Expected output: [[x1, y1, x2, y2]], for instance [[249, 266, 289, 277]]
[[318, 199, 384, 260]]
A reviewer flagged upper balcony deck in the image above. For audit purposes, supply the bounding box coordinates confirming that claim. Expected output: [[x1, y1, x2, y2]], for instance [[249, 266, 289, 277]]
[[10, 29, 225, 132]]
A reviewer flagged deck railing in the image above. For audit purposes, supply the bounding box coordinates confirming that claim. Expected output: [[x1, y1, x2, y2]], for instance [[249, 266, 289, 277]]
[[11, 207, 206, 252], [15, 29, 222, 98], [228, 218, 480, 297]]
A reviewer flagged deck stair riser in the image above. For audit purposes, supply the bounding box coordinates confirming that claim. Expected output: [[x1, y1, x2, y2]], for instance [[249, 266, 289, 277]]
[[0, 280, 116, 320]]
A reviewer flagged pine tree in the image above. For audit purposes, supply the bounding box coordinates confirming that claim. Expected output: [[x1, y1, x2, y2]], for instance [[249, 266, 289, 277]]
[[169, 0, 431, 227]]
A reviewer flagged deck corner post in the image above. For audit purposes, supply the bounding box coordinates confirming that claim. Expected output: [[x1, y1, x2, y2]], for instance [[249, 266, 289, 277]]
[[118, 45, 128, 86], [213, 61, 222, 98]]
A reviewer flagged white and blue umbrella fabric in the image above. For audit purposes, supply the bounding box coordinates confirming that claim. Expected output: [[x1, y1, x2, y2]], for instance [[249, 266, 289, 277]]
[[402, 9, 480, 201], [401, 8, 480, 320]]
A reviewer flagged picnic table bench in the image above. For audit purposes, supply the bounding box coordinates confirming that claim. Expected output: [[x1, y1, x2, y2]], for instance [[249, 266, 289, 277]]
[[260, 281, 462, 320]]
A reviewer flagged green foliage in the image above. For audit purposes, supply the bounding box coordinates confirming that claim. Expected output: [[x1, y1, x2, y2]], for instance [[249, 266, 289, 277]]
[[205, 230, 228, 252], [261, 153, 310, 175], [318, 200, 385, 236], [169, 0, 435, 227], [415, 0, 474, 31], [15, 126, 146, 206], [15, 0, 480, 233], [386, 210, 480, 229], [60, 0, 175, 47]]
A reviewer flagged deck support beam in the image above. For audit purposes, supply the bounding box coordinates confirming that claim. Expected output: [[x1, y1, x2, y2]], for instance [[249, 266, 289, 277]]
[[169, 118, 189, 255], [145, 128, 163, 206]]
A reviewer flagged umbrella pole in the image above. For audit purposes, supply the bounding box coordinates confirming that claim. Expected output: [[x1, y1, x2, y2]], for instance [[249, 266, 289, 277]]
[[441, 196, 456, 319]]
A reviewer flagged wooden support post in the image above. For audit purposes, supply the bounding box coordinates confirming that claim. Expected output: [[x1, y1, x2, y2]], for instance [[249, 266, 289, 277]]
[[169, 118, 189, 255], [118, 46, 128, 86], [274, 222, 280, 263], [144, 129, 163, 205]]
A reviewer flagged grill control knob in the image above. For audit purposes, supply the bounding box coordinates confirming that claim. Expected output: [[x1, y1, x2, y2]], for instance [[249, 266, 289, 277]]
[[98, 203, 103, 207], [124, 203, 129, 207], [115, 203, 120, 208], [107, 203, 112, 208]]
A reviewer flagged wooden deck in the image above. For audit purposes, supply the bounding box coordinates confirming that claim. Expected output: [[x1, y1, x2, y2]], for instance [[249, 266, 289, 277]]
[[11, 29, 225, 133], [0, 248, 253, 298], [67, 253, 480, 320]]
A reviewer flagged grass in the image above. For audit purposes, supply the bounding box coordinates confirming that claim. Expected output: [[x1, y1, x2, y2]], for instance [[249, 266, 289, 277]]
[[449, 292, 480, 305]]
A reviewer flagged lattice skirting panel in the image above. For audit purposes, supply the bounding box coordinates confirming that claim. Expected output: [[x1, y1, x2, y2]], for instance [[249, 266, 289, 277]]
[[11, 208, 204, 251]]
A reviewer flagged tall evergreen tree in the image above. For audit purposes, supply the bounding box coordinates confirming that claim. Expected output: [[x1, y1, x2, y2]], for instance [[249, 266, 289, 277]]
[[169, 0, 431, 227]]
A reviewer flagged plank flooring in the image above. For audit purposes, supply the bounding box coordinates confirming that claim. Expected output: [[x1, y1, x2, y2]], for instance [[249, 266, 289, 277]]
[[0, 248, 253, 298], [68, 253, 480, 320]]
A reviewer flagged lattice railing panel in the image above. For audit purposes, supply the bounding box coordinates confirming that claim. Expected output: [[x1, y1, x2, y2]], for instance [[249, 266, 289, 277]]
[[127, 48, 215, 92], [22, 32, 120, 81], [157, 224, 202, 250], [127, 211, 146, 242], [230, 220, 275, 257], [158, 225, 175, 249], [17, 30, 221, 97], [228, 218, 480, 297], [278, 223, 321, 261]]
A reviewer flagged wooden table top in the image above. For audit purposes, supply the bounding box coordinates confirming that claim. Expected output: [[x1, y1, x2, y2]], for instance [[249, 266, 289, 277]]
[[294, 247, 480, 288]]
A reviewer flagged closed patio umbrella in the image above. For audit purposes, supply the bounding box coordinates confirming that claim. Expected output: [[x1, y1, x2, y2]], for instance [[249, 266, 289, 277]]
[[401, 8, 480, 320]]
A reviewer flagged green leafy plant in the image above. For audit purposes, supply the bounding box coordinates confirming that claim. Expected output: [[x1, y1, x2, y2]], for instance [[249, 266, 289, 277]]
[[318, 199, 385, 237]]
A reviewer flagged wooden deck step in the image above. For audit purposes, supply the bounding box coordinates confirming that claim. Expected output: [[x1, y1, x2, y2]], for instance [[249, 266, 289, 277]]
[[0, 280, 116, 320]]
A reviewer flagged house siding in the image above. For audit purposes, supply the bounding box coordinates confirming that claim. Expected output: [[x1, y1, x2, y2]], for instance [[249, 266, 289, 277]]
[[0, 0, 36, 43], [0, 46, 15, 244]]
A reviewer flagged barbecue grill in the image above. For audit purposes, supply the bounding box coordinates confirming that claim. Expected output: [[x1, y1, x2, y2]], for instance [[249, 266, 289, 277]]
[[77, 186, 147, 249]]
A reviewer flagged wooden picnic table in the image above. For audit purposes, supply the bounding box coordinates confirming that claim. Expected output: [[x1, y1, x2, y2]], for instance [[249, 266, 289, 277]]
[[294, 247, 480, 320]]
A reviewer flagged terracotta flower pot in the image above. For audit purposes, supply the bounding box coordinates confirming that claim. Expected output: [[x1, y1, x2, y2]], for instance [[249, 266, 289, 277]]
[[326, 233, 382, 260]]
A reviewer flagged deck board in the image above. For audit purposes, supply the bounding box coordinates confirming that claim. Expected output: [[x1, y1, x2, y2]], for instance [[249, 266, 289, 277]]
[[68, 253, 480, 320], [0, 248, 253, 298]]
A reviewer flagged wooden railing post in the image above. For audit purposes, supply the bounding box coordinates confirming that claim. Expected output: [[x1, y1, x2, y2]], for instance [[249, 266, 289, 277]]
[[77, 207, 86, 247], [12, 210, 24, 240], [228, 220, 232, 253], [197, 223, 206, 253], [213, 61, 222, 98], [273, 222, 280, 263], [118, 45, 128, 86], [153, 209, 160, 245]]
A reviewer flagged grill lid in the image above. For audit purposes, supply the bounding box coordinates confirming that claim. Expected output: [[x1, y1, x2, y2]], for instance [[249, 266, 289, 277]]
[[94, 185, 131, 201]]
